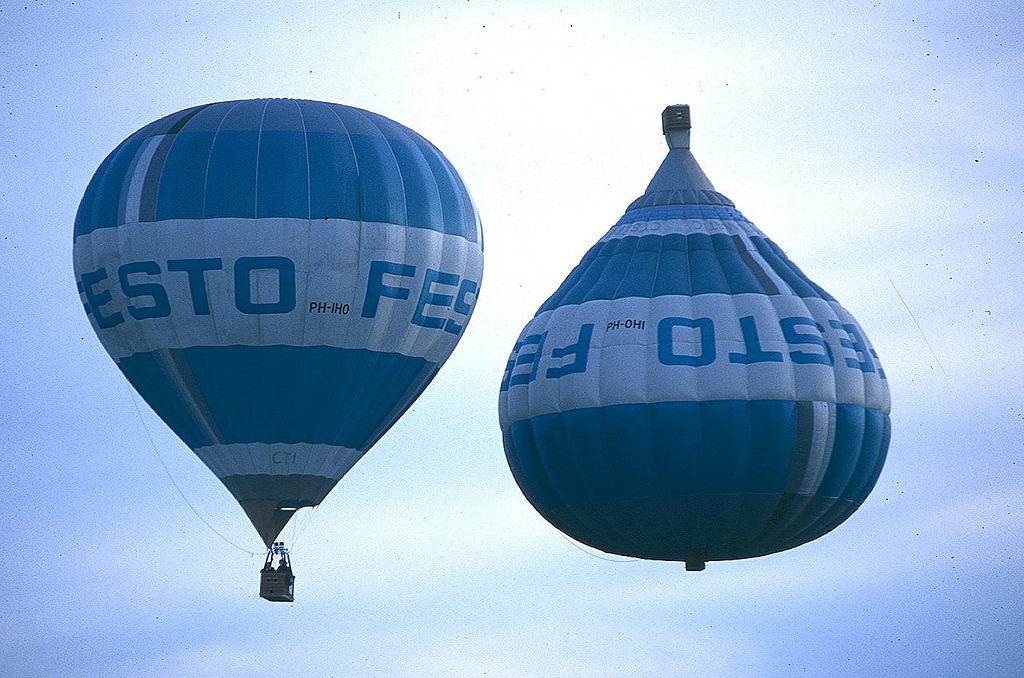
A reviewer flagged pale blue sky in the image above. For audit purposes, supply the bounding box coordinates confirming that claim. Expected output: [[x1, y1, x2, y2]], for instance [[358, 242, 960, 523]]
[[1, 1, 1022, 676]]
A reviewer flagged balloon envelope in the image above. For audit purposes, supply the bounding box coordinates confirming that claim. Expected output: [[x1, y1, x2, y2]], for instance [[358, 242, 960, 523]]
[[75, 99, 483, 546], [498, 106, 889, 567]]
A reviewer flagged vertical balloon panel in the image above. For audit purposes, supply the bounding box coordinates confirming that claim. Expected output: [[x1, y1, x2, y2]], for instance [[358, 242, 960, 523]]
[[75, 99, 483, 546], [499, 106, 889, 568]]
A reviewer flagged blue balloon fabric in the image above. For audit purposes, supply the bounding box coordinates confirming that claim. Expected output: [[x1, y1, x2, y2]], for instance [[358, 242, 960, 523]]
[[74, 99, 483, 546], [498, 106, 890, 568]]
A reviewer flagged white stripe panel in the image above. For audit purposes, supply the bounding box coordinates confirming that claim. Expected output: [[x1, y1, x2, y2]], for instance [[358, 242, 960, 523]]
[[73, 217, 484, 363], [815, 402, 839, 491], [795, 400, 833, 495], [193, 443, 362, 480], [599, 214, 768, 242], [499, 293, 890, 426], [152, 348, 221, 443], [122, 135, 164, 223]]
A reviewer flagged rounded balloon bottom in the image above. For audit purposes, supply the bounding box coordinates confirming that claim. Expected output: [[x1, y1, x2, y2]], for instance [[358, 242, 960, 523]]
[[537, 492, 862, 563], [502, 399, 890, 563]]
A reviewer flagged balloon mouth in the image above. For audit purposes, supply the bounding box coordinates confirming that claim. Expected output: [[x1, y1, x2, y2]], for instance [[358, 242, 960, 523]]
[[240, 499, 317, 547], [276, 499, 316, 511]]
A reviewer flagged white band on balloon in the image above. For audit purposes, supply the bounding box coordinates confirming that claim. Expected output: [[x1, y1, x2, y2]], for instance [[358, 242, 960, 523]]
[[73, 217, 484, 363], [599, 214, 769, 243], [193, 442, 362, 481], [498, 293, 890, 426]]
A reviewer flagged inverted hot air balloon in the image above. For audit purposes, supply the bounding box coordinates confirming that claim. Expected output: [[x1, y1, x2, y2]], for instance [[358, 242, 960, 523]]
[[499, 105, 889, 570], [74, 99, 483, 597]]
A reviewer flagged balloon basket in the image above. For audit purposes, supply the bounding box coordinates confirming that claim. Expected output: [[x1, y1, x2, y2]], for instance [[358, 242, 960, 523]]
[[259, 541, 295, 603]]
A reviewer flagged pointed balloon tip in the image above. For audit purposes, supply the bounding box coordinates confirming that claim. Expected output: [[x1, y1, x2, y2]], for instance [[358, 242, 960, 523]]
[[239, 500, 299, 548], [662, 105, 691, 149]]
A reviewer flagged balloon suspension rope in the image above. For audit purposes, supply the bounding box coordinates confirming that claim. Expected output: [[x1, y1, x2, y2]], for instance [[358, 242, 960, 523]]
[[286, 505, 317, 555], [125, 385, 261, 556], [887, 272, 947, 378]]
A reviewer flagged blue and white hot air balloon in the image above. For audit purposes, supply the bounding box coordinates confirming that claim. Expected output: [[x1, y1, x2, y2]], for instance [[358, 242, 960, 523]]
[[74, 99, 483, 587], [499, 106, 889, 570]]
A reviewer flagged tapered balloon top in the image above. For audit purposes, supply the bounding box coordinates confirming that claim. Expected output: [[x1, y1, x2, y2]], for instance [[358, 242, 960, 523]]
[[647, 105, 714, 193], [499, 105, 891, 570]]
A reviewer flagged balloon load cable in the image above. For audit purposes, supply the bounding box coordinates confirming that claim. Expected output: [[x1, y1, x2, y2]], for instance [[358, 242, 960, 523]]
[[886, 272, 947, 378], [125, 384, 261, 556], [286, 505, 318, 555]]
